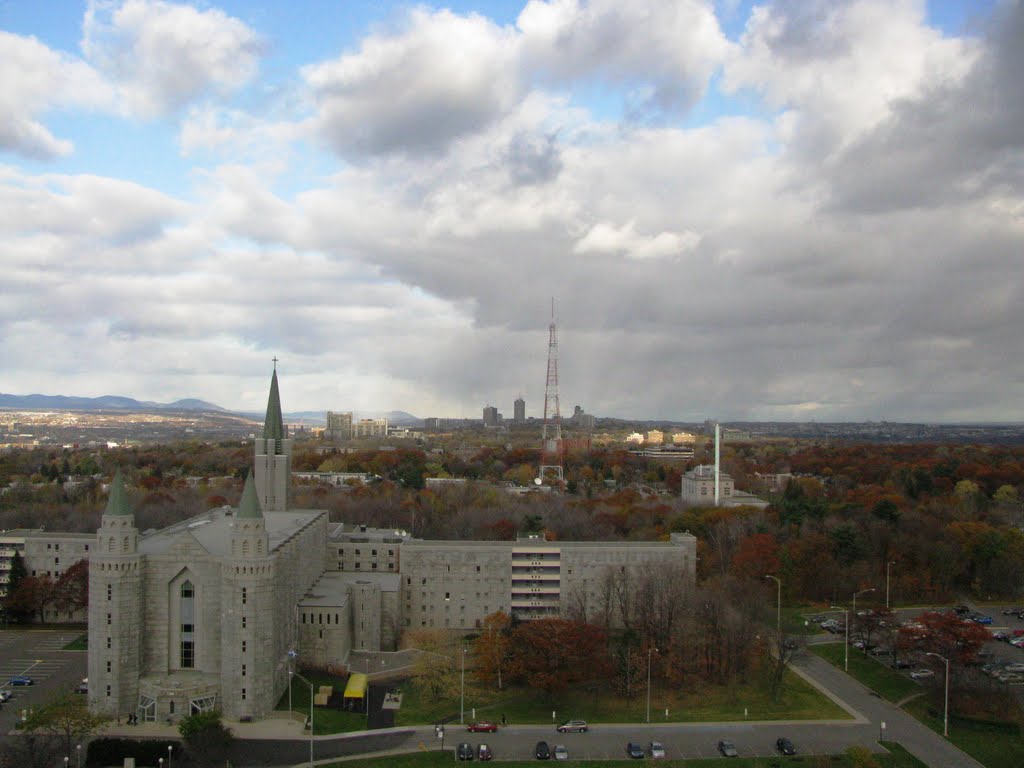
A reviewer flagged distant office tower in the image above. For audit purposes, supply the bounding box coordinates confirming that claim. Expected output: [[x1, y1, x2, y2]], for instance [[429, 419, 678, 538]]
[[325, 411, 353, 441], [514, 396, 525, 423], [483, 405, 499, 427]]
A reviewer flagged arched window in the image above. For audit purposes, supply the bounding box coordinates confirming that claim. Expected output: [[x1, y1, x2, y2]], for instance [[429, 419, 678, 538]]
[[180, 581, 195, 669], [122, 536, 129, 552], [108, 536, 116, 552], [242, 540, 251, 557]]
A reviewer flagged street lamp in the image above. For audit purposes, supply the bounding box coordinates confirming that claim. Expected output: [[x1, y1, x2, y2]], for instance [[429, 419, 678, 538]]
[[765, 575, 781, 636], [926, 652, 950, 738], [645, 648, 657, 724], [829, 605, 851, 671], [850, 588, 876, 664], [290, 669, 315, 766], [886, 561, 896, 609], [460, 648, 467, 724], [365, 656, 372, 729], [76, 744, 81, 768], [64, 755, 69, 768], [167, 745, 172, 768]]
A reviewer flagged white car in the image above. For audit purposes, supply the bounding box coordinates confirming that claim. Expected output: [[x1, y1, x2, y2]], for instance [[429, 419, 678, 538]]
[[649, 741, 666, 759], [554, 745, 568, 761], [0, 691, 12, 703], [910, 669, 934, 680]]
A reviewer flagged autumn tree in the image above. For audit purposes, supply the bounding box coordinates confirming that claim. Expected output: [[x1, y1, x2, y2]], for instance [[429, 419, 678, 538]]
[[51, 559, 89, 618], [402, 629, 463, 701], [506, 618, 608, 698], [472, 611, 511, 689], [15, 692, 109, 762]]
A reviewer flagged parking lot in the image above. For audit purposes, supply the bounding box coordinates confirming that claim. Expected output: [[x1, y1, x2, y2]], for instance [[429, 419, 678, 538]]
[[805, 604, 1024, 691], [0, 628, 87, 738]]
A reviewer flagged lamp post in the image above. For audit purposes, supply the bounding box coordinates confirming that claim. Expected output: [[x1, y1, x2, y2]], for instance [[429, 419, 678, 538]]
[[159, 758, 163, 768], [76, 745, 81, 768], [926, 652, 950, 738], [850, 588, 876, 665], [765, 575, 781, 636], [167, 745, 172, 768], [365, 656, 371, 730], [290, 669, 315, 766], [64, 755, 69, 768], [830, 605, 851, 671], [886, 561, 895, 609], [645, 648, 656, 724], [460, 648, 467, 724]]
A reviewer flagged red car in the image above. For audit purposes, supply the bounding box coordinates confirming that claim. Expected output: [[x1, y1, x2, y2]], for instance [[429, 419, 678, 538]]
[[467, 721, 498, 733]]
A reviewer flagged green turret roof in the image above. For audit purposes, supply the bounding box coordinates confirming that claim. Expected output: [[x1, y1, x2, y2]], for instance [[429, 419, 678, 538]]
[[263, 367, 286, 443], [105, 469, 133, 517], [237, 473, 262, 519]]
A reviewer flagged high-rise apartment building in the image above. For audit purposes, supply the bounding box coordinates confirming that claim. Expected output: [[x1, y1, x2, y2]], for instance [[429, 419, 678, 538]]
[[325, 411, 353, 441], [482, 405, 499, 427], [514, 396, 525, 423]]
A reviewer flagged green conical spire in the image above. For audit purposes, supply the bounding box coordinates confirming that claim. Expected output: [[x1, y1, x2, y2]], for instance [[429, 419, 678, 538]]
[[263, 366, 285, 443], [105, 469, 133, 517], [237, 473, 262, 519]]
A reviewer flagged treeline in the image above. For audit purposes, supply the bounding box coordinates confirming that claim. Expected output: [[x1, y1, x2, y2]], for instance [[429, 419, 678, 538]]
[[4, 439, 1024, 602]]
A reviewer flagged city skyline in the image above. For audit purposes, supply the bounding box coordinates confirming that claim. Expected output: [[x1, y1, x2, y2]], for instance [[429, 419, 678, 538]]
[[2, 0, 1022, 423]]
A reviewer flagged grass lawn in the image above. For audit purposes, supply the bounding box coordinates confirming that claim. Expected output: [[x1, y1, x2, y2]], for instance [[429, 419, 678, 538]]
[[395, 668, 849, 729], [903, 698, 1024, 768], [275, 670, 370, 735], [323, 741, 926, 767], [63, 634, 87, 650], [809, 643, 919, 703]]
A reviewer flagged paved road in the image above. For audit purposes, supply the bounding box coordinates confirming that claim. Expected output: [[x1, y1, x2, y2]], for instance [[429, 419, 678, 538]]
[[791, 651, 983, 768]]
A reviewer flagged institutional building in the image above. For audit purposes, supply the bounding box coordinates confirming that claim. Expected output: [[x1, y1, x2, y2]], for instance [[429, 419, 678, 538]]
[[0, 529, 93, 621], [87, 369, 697, 724]]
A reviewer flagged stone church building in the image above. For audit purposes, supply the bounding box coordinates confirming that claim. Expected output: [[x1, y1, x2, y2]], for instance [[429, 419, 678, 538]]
[[88, 369, 696, 723]]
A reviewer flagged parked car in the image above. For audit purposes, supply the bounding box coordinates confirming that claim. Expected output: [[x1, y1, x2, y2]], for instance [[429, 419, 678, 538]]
[[556, 720, 589, 733], [535, 741, 551, 760], [993, 632, 1010, 641], [954, 605, 971, 615], [649, 741, 666, 759], [1002, 607, 1022, 615], [457, 743, 474, 761], [892, 659, 913, 669], [0, 691, 12, 703], [8, 676, 33, 686], [776, 737, 797, 756], [467, 721, 498, 733], [553, 745, 568, 761], [910, 669, 935, 680], [477, 744, 493, 761], [718, 740, 739, 757], [74, 678, 88, 694], [626, 742, 645, 759], [972, 615, 994, 625]]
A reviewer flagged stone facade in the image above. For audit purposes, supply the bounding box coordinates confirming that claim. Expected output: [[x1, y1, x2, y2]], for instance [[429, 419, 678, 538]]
[[86, 370, 698, 724]]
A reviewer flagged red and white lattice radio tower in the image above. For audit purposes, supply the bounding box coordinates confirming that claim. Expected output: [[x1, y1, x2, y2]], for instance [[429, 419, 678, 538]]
[[538, 298, 564, 484]]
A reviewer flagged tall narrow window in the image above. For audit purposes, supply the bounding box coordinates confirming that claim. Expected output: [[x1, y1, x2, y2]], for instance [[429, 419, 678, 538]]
[[107, 584, 112, 601], [241, 587, 247, 605], [180, 580, 196, 669], [241, 616, 247, 629]]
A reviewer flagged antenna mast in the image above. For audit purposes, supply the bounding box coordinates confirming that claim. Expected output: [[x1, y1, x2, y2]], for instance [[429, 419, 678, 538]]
[[538, 298, 564, 483]]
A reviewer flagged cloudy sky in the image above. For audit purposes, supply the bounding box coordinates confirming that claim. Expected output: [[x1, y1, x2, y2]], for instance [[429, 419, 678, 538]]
[[1, 0, 1021, 422]]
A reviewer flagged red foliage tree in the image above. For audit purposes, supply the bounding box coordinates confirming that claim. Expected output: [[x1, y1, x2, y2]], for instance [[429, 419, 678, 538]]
[[506, 618, 609, 697]]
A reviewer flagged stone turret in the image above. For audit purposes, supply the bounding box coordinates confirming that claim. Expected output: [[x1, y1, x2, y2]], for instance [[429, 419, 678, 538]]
[[254, 365, 292, 512], [221, 472, 276, 719], [88, 470, 143, 715]]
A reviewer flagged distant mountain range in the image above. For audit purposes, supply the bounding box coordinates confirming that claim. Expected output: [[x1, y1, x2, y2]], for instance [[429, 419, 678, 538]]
[[0, 393, 227, 412], [0, 393, 421, 425]]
